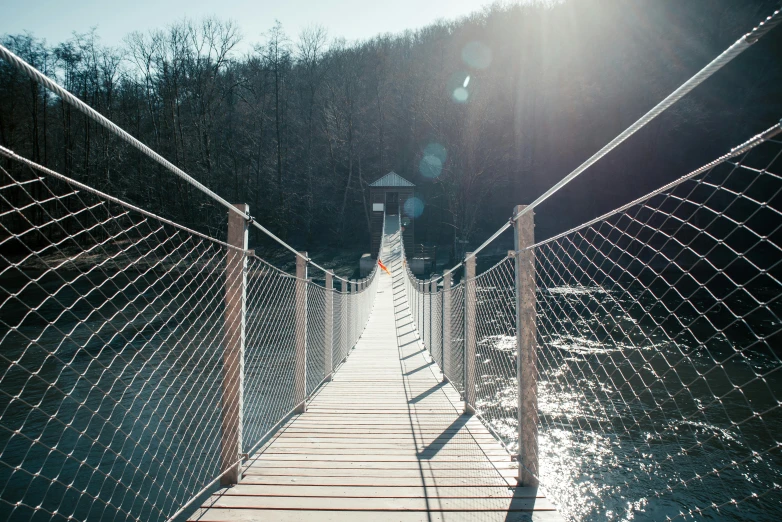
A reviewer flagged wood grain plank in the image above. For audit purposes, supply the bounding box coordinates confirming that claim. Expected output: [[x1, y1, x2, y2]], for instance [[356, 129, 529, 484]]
[[189, 508, 565, 522], [217, 484, 536, 498], [198, 495, 557, 511]]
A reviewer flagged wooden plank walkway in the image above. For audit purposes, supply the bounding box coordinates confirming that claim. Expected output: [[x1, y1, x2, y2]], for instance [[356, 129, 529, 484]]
[[190, 218, 562, 521]]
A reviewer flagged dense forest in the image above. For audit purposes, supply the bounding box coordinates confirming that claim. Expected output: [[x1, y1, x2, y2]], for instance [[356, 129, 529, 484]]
[[1, 0, 781, 263]]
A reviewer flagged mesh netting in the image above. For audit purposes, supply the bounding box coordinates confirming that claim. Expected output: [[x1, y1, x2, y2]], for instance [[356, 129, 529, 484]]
[[0, 151, 379, 521], [472, 257, 519, 446], [445, 284, 465, 391], [0, 157, 233, 521], [243, 258, 296, 451], [401, 125, 782, 521], [532, 127, 782, 521], [430, 287, 443, 370], [306, 282, 327, 395], [333, 291, 346, 368]]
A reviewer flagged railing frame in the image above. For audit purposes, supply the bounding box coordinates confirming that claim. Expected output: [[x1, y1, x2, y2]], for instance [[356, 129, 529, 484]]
[[430, 278, 436, 364], [221, 203, 248, 486], [350, 279, 357, 349], [442, 272, 451, 383], [325, 272, 334, 381], [514, 205, 538, 486], [294, 252, 308, 413], [341, 279, 348, 363], [463, 253, 476, 414]]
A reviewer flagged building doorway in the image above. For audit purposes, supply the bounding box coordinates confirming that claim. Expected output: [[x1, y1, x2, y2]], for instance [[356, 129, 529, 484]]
[[386, 192, 399, 215]]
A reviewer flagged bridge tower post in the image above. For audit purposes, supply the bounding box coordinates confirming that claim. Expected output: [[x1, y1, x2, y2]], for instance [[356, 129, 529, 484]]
[[442, 272, 451, 382], [221, 203, 248, 486], [463, 254, 476, 414], [294, 253, 308, 414], [325, 272, 334, 381], [513, 205, 538, 487]]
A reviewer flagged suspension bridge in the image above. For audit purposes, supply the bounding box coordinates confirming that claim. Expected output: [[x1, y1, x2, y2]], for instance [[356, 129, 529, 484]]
[[0, 9, 781, 522]]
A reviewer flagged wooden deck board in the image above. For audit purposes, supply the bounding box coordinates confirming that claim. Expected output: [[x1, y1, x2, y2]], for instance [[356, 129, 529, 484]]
[[215, 484, 542, 499], [189, 219, 562, 522], [194, 495, 557, 511], [193, 509, 564, 522]]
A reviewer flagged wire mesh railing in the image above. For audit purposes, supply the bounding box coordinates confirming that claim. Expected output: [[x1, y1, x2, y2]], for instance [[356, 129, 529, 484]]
[[430, 284, 443, 370], [402, 122, 782, 521], [531, 123, 782, 521], [471, 256, 518, 445], [445, 283, 465, 391], [401, 229, 467, 392], [401, 234, 443, 370], [0, 148, 379, 521], [243, 257, 298, 453]]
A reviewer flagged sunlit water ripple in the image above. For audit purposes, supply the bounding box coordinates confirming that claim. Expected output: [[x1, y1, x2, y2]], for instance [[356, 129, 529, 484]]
[[474, 284, 782, 522]]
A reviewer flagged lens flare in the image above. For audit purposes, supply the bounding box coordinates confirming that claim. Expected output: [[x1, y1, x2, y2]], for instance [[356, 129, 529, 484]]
[[424, 143, 447, 162], [403, 197, 424, 219], [448, 71, 471, 104], [420, 142, 447, 179], [462, 41, 492, 69], [419, 155, 442, 178]]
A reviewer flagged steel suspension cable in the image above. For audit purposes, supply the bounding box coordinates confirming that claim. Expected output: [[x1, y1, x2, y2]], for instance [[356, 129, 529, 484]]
[[0, 44, 245, 220], [440, 8, 781, 279], [512, 9, 780, 223], [0, 43, 352, 281], [0, 145, 243, 253], [529, 121, 782, 249]]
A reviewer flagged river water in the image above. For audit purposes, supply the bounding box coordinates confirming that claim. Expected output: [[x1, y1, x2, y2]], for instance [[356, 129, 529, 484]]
[[474, 281, 782, 521], [0, 265, 313, 522], [1, 265, 779, 521]]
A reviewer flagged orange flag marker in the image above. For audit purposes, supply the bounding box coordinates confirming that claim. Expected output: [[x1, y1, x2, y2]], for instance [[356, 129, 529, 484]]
[[378, 259, 391, 276]]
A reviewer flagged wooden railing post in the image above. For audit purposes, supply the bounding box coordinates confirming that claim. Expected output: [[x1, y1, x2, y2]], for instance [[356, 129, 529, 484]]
[[464, 253, 476, 415], [514, 205, 538, 487], [341, 279, 348, 362], [294, 252, 307, 414], [422, 281, 428, 348], [415, 281, 426, 338], [325, 272, 334, 381], [221, 203, 248, 486], [350, 279, 357, 348], [430, 279, 436, 358], [442, 272, 451, 382], [415, 279, 424, 330]]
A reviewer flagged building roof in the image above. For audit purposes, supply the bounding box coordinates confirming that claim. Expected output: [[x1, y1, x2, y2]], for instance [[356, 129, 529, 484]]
[[369, 171, 415, 187]]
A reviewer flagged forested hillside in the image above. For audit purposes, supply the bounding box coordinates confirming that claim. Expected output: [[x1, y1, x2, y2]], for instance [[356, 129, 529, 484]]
[[1, 0, 780, 259]]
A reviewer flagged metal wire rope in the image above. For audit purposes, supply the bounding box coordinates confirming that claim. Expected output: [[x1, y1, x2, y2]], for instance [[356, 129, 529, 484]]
[[0, 43, 352, 282], [440, 8, 781, 279]]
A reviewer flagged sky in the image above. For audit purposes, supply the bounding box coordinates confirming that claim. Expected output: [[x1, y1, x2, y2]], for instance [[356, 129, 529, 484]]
[[2, 0, 498, 52]]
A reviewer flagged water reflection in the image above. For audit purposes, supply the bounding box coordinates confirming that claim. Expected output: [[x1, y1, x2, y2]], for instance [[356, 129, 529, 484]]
[[473, 280, 782, 521]]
